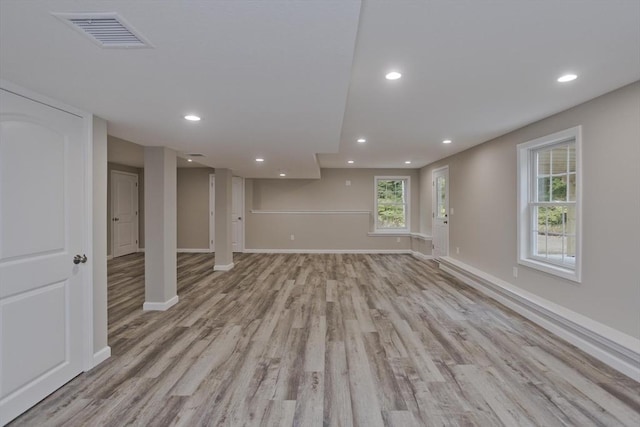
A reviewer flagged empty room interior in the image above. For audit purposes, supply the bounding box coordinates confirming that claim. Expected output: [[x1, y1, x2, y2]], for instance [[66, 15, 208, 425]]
[[1, 1, 639, 426]]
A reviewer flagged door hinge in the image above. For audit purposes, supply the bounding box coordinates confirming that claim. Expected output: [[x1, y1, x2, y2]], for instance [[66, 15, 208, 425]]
[[136, 240, 138, 244], [136, 211, 138, 215], [432, 212, 435, 218], [136, 182, 138, 187], [432, 244, 435, 249]]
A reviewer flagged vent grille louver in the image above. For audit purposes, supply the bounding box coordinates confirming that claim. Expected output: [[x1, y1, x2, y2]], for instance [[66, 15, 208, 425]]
[[53, 12, 152, 49]]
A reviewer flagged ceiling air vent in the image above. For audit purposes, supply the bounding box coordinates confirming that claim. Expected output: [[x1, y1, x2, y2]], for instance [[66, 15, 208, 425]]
[[188, 154, 205, 157], [53, 12, 152, 48]]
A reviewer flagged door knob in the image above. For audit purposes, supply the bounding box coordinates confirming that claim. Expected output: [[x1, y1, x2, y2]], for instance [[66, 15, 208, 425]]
[[73, 254, 88, 265]]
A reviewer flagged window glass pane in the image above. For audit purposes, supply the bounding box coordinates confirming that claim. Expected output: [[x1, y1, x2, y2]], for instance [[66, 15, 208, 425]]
[[537, 177, 550, 202], [566, 235, 577, 260], [551, 146, 568, 175], [436, 176, 446, 218], [535, 232, 548, 258], [377, 204, 406, 228], [568, 144, 576, 173], [568, 174, 576, 201], [552, 176, 567, 202], [565, 205, 576, 234], [537, 150, 551, 175]]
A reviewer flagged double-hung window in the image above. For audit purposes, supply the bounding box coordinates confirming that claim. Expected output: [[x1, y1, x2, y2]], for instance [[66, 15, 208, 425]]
[[517, 126, 582, 282], [374, 176, 410, 232]]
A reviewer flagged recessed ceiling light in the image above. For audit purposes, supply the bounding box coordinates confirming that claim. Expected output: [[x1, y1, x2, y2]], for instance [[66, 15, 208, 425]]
[[385, 71, 402, 80], [187, 159, 193, 162], [347, 160, 354, 164], [405, 161, 411, 164], [442, 139, 452, 144], [279, 173, 286, 177], [256, 158, 264, 162], [184, 115, 201, 121], [557, 74, 577, 83], [357, 138, 366, 143]]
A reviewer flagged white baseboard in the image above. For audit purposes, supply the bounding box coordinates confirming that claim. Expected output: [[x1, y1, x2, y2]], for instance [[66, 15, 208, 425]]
[[106, 255, 113, 261], [143, 295, 179, 311], [243, 249, 413, 254], [138, 248, 145, 253], [214, 262, 235, 271], [411, 251, 433, 261], [178, 248, 212, 253], [91, 346, 111, 368], [438, 257, 640, 381]]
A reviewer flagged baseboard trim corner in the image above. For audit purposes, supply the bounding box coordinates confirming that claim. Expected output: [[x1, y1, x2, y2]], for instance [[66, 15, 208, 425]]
[[143, 295, 179, 311], [214, 262, 235, 271], [411, 251, 433, 261], [91, 346, 111, 368], [438, 257, 640, 381]]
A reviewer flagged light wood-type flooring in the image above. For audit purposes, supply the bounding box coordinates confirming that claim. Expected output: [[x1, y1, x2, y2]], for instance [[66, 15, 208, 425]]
[[10, 253, 640, 426]]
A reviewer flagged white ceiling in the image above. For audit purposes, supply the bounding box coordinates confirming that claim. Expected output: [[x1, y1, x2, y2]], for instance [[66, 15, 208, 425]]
[[1, 0, 639, 178]]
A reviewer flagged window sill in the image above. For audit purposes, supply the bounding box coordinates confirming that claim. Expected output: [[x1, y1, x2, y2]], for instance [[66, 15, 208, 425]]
[[368, 231, 411, 237], [518, 257, 581, 283]]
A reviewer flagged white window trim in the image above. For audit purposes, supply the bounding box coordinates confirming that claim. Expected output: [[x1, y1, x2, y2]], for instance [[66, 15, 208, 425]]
[[374, 175, 411, 233], [517, 126, 582, 283]]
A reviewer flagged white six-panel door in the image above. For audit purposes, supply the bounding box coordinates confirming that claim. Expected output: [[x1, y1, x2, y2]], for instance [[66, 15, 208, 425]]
[[0, 89, 86, 425], [111, 171, 138, 257]]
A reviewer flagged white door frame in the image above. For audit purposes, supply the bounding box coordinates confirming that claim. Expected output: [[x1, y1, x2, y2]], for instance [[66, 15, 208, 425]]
[[432, 165, 450, 259], [0, 80, 95, 374], [110, 170, 139, 257]]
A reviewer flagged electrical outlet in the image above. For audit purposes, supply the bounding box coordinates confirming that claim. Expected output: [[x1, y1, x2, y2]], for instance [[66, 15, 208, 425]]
[[396, 237, 401, 243], [290, 234, 295, 241], [346, 180, 351, 186], [513, 266, 518, 278], [456, 247, 460, 254]]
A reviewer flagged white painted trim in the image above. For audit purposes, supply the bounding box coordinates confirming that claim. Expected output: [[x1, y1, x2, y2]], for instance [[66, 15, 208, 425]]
[[410, 232, 432, 240], [250, 209, 371, 215], [367, 232, 411, 237], [214, 262, 235, 271], [244, 249, 413, 254], [177, 248, 212, 253], [106, 255, 113, 261], [82, 112, 95, 372], [138, 248, 145, 252], [91, 346, 111, 368], [411, 251, 434, 261], [438, 257, 640, 381], [143, 295, 179, 311]]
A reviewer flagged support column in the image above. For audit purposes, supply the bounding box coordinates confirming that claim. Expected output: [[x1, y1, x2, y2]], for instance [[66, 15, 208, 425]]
[[214, 168, 234, 271], [143, 147, 178, 310]]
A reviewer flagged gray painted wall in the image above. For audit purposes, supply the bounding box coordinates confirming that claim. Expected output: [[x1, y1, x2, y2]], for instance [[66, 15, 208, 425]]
[[419, 81, 640, 338], [245, 168, 419, 250]]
